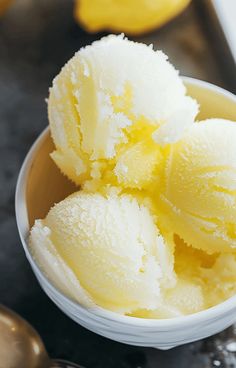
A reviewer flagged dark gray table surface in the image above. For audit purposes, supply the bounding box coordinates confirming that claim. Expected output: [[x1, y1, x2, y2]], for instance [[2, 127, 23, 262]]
[[1, 0, 236, 367]]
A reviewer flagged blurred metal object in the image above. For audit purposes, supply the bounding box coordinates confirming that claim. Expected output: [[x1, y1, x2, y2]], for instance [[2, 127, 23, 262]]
[[201, 0, 236, 92], [209, 0, 236, 64], [0, 305, 83, 368]]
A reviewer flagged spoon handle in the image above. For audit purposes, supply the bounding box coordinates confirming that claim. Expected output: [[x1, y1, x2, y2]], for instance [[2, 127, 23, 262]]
[[51, 359, 85, 368]]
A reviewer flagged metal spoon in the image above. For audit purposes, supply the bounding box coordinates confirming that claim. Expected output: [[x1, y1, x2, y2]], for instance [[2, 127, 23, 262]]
[[0, 305, 83, 368]]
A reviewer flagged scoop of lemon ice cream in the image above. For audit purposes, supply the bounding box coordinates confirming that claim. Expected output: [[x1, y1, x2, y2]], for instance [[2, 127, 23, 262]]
[[158, 118, 236, 254], [48, 34, 198, 189], [30, 191, 176, 314]]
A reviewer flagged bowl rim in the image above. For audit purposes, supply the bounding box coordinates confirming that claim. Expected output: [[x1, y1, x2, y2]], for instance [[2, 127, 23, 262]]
[[15, 76, 236, 329]]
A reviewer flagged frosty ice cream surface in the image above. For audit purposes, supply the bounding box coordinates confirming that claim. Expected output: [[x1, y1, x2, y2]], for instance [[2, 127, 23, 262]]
[[30, 35, 236, 318]]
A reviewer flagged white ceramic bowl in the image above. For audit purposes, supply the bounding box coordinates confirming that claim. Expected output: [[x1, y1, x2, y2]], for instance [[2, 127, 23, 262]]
[[16, 78, 236, 350]]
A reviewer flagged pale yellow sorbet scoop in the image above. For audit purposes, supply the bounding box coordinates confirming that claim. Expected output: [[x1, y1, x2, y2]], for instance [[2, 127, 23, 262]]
[[158, 118, 236, 254], [48, 34, 198, 190], [30, 191, 175, 314]]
